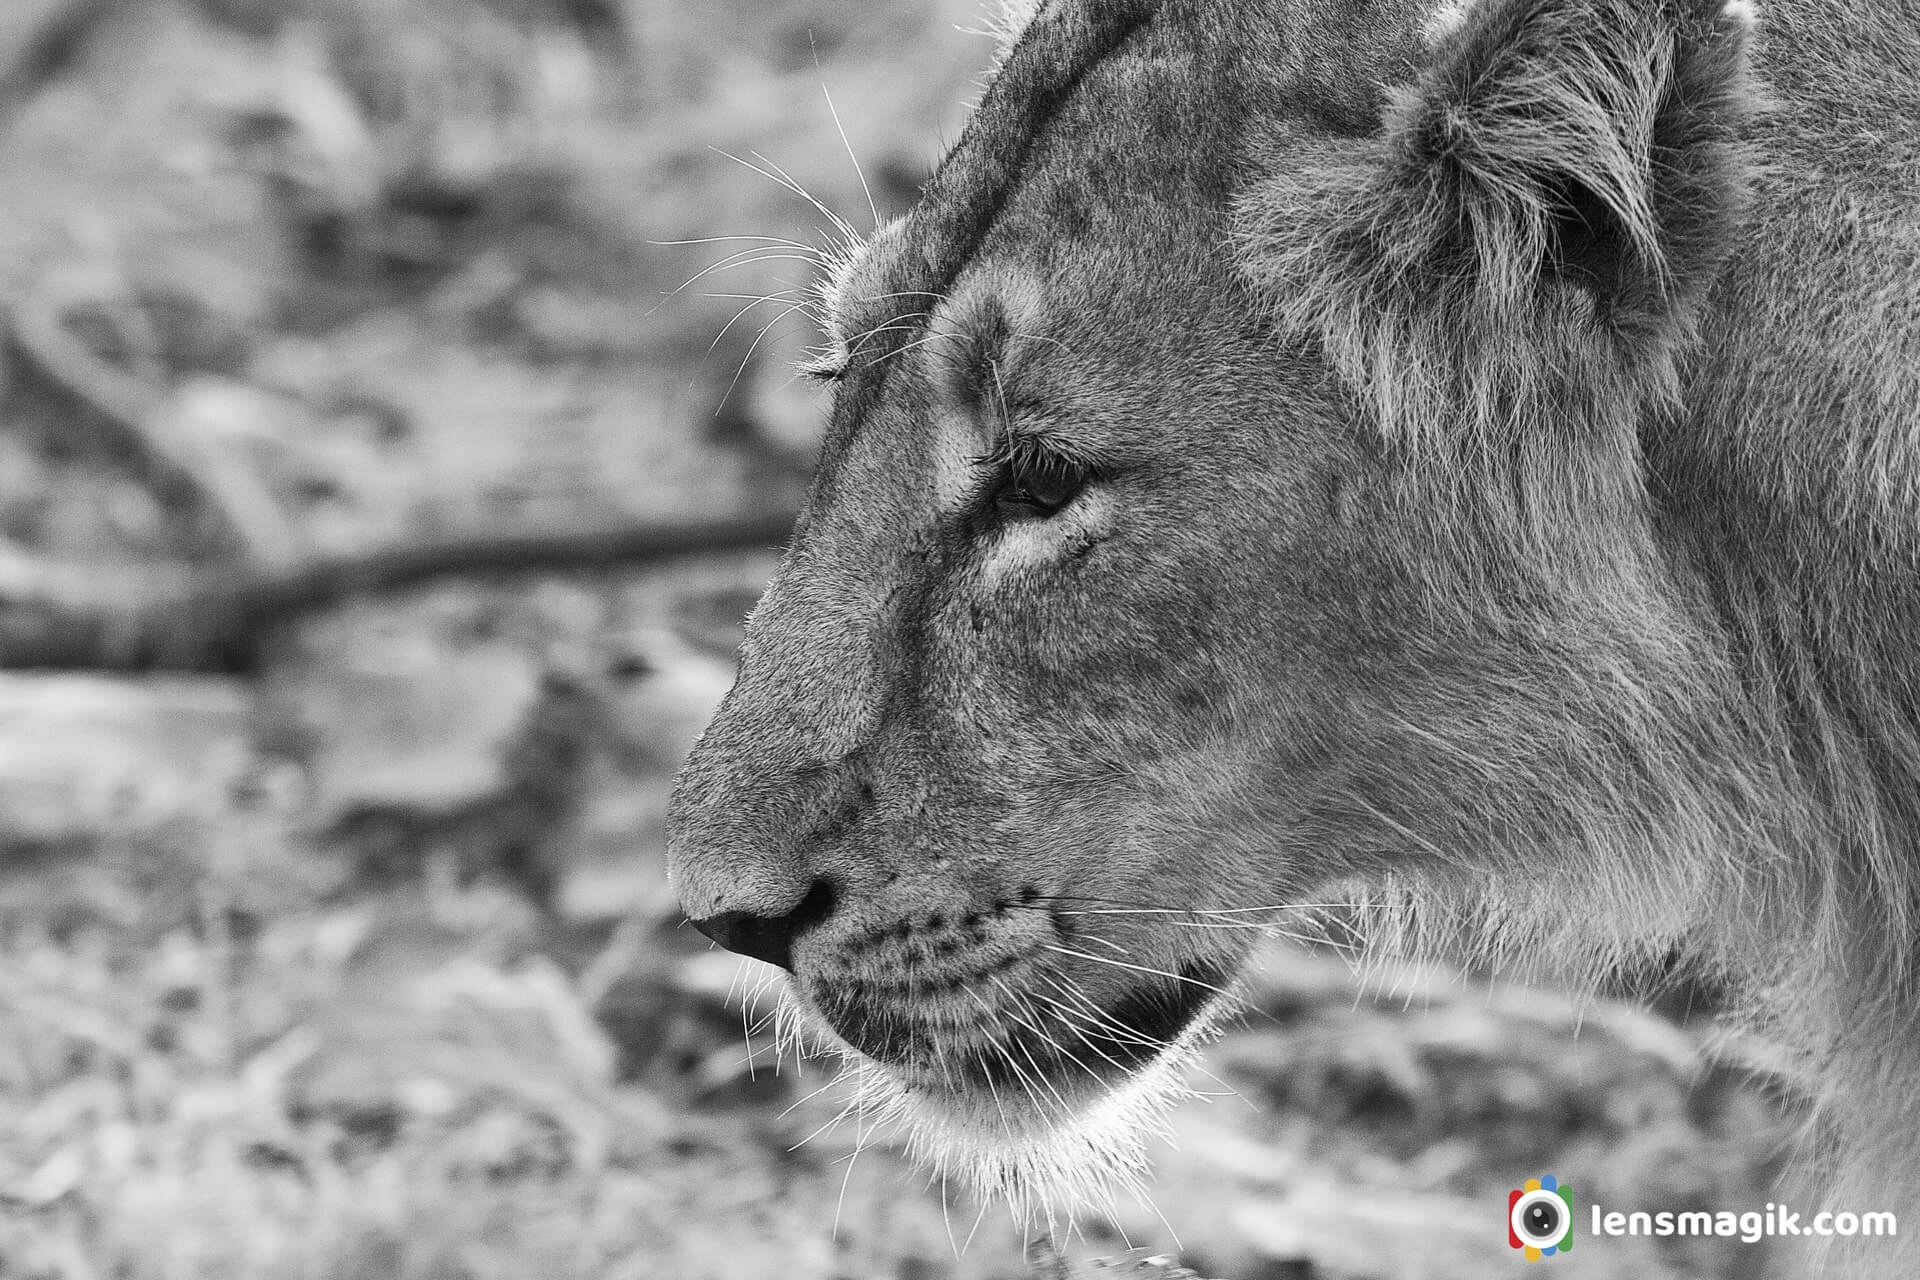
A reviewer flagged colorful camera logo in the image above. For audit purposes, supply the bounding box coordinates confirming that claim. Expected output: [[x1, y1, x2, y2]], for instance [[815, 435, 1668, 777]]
[[1509, 1175, 1574, 1260]]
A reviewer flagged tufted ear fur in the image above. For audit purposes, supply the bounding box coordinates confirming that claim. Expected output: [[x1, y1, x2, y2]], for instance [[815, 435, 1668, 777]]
[[1240, 0, 1756, 457], [978, 0, 1046, 69]]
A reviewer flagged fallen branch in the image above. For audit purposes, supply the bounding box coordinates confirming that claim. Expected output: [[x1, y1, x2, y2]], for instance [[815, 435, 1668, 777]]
[[0, 513, 796, 672]]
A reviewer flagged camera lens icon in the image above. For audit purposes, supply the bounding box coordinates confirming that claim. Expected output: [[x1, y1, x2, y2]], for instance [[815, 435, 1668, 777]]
[[1515, 1192, 1562, 1242], [1508, 1176, 1574, 1259]]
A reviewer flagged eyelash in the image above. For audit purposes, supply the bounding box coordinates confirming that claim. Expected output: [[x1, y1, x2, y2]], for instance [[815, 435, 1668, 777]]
[[974, 433, 1092, 517], [801, 345, 1090, 516]]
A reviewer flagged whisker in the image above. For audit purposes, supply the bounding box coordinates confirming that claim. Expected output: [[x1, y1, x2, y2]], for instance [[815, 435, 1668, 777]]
[[854, 289, 952, 306], [1041, 973, 1253, 1109], [1043, 944, 1246, 1007], [1006, 998, 1113, 1090], [1036, 973, 1190, 1061], [1050, 910, 1348, 952], [1141, 1191, 1187, 1258], [749, 149, 864, 246], [940, 1169, 962, 1259], [984, 982, 1083, 1114], [989, 356, 1012, 438], [961, 1198, 993, 1255], [1038, 894, 1396, 917], [711, 146, 863, 251], [706, 294, 810, 361], [1003, 1023, 1069, 1120], [651, 232, 819, 252], [1007, 327, 1073, 354], [845, 308, 936, 355], [821, 82, 880, 229], [694, 290, 804, 303], [723, 957, 750, 1006], [739, 971, 774, 1081], [778, 1071, 852, 1121], [790, 1090, 863, 1152], [1028, 986, 1154, 1084], [842, 321, 931, 349], [665, 246, 825, 300], [717, 299, 816, 406], [1073, 932, 1132, 955], [831, 1094, 872, 1238], [869, 332, 949, 368]]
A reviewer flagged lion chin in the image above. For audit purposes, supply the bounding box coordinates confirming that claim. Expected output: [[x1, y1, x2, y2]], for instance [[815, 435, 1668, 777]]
[[818, 991, 1235, 1221]]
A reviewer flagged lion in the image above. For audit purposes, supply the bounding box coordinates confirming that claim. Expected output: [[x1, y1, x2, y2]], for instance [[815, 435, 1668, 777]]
[[665, 0, 1920, 1271]]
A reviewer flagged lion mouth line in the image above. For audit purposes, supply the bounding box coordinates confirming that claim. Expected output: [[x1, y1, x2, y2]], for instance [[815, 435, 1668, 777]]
[[810, 960, 1231, 1093]]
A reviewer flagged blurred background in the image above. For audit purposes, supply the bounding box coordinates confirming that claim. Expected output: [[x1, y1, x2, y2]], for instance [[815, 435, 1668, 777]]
[[0, 2, 1804, 1277]]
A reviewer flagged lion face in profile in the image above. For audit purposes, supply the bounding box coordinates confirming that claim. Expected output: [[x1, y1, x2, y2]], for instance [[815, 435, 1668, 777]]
[[667, 0, 1920, 1249]]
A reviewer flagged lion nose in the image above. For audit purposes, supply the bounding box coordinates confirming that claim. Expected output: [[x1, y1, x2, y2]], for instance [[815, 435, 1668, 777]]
[[687, 878, 839, 971]]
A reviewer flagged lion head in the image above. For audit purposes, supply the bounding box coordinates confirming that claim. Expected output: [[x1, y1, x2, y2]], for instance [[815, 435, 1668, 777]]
[[666, 0, 1920, 1228]]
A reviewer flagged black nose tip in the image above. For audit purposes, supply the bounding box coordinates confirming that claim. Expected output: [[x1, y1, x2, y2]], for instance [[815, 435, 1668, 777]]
[[688, 879, 838, 971]]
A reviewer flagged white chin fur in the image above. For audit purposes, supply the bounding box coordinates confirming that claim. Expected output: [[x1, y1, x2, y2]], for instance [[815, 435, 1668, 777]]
[[837, 993, 1232, 1224]]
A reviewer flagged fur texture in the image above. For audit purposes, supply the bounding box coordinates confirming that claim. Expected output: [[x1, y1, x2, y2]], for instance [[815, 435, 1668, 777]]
[[1243, 0, 1753, 468], [978, 0, 1048, 67], [666, 0, 1920, 1272]]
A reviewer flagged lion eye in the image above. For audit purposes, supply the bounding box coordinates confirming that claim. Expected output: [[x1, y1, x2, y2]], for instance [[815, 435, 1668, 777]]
[[993, 446, 1089, 517]]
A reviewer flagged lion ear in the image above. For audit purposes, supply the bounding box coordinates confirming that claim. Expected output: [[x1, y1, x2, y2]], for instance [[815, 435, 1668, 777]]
[[981, 0, 1045, 68], [1244, 0, 1756, 450]]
